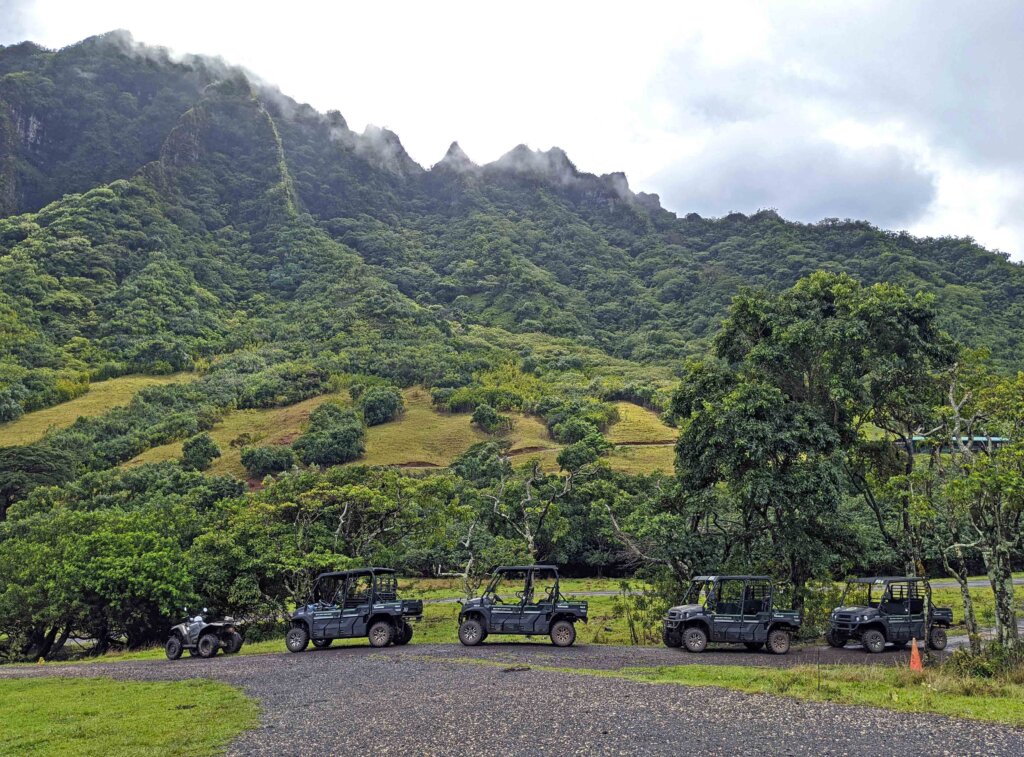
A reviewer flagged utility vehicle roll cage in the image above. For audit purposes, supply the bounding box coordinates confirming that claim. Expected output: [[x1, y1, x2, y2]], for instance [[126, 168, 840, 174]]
[[483, 565, 562, 605], [840, 576, 927, 612], [682, 575, 775, 613], [311, 567, 398, 606]]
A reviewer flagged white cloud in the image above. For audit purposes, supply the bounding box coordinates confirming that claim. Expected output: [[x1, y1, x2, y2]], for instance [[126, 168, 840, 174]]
[[2, 0, 1022, 259]]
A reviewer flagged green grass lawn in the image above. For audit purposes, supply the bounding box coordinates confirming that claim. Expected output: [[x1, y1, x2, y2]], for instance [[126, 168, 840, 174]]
[[0, 677, 258, 756], [0, 373, 195, 446]]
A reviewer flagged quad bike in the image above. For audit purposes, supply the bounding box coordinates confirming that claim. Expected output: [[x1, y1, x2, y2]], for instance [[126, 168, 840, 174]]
[[165, 608, 244, 660]]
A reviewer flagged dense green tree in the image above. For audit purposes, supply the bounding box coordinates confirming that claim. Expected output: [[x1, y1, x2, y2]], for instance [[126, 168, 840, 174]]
[[292, 403, 365, 466], [180, 432, 220, 471], [358, 385, 404, 426], [240, 445, 295, 478]]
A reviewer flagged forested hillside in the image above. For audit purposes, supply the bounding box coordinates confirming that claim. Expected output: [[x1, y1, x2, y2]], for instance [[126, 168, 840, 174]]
[[1, 31, 1022, 661]]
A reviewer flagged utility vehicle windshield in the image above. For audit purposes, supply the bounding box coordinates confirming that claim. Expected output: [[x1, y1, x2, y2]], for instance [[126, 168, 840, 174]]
[[841, 582, 879, 608], [486, 569, 531, 604], [682, 579, 713, 606]]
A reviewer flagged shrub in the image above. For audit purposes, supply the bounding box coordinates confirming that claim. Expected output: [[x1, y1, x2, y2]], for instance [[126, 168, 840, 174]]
[[551, 416, 598, 444], [471, 403, 512, 433], [180, 433, 220, 471], [293, 404, 365, 466], [240, 446, 295, 477], [359, 385, 404, 426]]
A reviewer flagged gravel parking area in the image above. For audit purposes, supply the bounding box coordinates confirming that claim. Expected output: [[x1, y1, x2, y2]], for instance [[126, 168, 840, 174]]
[[2, 643, 1021, 755]]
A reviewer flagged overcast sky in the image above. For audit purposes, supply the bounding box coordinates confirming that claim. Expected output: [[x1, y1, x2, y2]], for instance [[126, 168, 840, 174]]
[[3, 0, 1022, 259]]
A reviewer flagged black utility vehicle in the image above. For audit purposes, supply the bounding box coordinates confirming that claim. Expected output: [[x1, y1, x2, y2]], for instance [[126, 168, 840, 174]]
[[827, 576, 952, 653], [165, 609, 243, 660], [663, 575, 801, 654], [457, 565, 588, 647], [286, 568, 423, 651]]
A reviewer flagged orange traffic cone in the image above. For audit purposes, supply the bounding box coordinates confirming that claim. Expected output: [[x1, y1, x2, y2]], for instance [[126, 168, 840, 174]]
[[909, 637, 923, 671]]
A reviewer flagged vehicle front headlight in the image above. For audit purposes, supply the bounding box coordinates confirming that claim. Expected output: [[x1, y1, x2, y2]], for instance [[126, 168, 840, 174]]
[[857, 615, 868, 622]]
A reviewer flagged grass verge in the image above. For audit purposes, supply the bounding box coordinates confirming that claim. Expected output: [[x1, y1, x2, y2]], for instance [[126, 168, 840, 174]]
[[431, 656, 1024, 727], [0, 676, 258, 756]]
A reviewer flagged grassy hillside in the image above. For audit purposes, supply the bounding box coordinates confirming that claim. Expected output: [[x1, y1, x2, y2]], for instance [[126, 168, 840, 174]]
[[127, 391, 348, 477], [0, 373, 194, 446], [122, 388, 679, 477]]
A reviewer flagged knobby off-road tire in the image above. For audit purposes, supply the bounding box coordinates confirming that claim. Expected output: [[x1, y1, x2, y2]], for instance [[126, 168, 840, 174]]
[[165, 636, 183, 660], [286, 625, 309, 653], [394, 623, 413, 646], [459, 618, 485, 646], [682, 626, 708, 653], [861, 628, 886, 653], [928, 626, 948, 651], [224, 631, 243, 654], [663, 628, 683, 648], [744, 642, 765, 651], [368, 621, 393, 648], [197, 633, 219, 658], [825, 629, 848, 648], [312, 638, 333, 649], [550, 620, 576, 647], [767, 629, 791, 655]]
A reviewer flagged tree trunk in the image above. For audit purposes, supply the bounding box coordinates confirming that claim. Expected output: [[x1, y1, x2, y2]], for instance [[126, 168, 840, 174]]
[[985, 541, 1019, 645], [942, 547, 981, 652]]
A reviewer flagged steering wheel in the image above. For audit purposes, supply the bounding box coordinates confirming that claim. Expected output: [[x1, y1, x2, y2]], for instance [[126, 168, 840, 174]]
[[492, 595, 504, 604]]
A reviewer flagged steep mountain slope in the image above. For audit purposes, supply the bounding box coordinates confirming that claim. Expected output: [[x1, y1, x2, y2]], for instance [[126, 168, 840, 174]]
[[2, 29, 1024, 428]]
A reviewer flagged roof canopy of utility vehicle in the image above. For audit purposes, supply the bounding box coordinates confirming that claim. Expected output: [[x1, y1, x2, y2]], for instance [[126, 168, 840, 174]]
[[849, 576, 926, 584], [694, 575, 772, 581], [315, 567, 396, 579]]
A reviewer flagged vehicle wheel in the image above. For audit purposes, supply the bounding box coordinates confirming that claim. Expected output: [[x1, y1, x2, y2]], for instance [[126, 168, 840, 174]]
[[550, 620, 576, 647], [928, 626, 948, 651], [825, 629, 848, 648], [767, 629, 791, 655], [224, 631, 243, 654], [285, 625, 309, 653], [458, 618, 485, 646], [187, 648, 199, 657], [682, 626, 708, 653], [165, 636, 183, 661], [368, 621, 393, 648], [663, 628, 683, 648], [861, 629, 886, 653], [744, 642, 765, 651], [394, 623, 413, 646], [312, 638, 332, 649], [197, 633, 219, 658]]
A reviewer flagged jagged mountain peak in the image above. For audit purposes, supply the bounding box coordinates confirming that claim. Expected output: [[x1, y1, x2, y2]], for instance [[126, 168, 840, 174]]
[[434, 141, 478, 172], [356, 124, 423, 176]]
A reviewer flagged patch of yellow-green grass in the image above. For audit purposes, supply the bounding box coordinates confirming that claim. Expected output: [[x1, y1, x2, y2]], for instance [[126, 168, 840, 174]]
[[126, 392, 347, 477], [0, 373, 195, 446], [358, 388, 558, 469], [0, 677, 258, 756], [606, 402, 676, 444], [606, 443, 675, 475]]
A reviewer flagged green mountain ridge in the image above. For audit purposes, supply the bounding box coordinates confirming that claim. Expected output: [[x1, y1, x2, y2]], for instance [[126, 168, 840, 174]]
[[1, 29, 1023, 427]]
